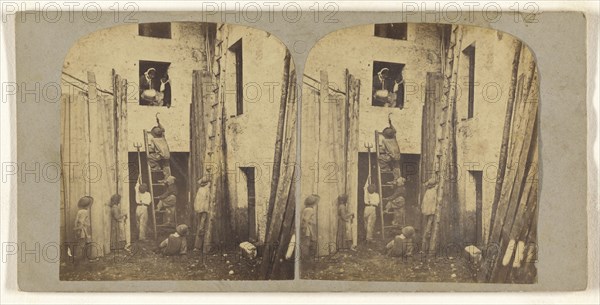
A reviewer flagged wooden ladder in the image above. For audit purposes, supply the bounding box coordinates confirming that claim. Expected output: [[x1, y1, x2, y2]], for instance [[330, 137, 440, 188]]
[[421, 25, 464, 252], [373, 130, 401, 241], [143, 129, 177, 239]]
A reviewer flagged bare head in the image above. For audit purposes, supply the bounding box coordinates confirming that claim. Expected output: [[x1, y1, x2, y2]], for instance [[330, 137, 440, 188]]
[[139, 183, 149, 193], [304, 194, 320, 207], [110, 194, 121, 206], [367, 184, 377, 194]]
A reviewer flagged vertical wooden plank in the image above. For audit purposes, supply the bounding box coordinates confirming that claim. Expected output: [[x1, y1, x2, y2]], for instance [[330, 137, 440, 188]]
[[316, 70, 333, 256], [265, 51, 291, 238], [345, 73, 360, 248], [87, 72, 106, 256], [488, 41, 524, 238], [262, 66, 297, 278], [116, 76, 130, 246]]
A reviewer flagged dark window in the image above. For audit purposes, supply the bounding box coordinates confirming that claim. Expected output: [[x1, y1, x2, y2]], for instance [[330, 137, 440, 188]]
[[230, 39, 243, 116], [138, 22, 171, 39], [374, 23, 407, 40], [463, 45, 476, 119], [139, 60, 171, 107], [372, 61, 405, 109]]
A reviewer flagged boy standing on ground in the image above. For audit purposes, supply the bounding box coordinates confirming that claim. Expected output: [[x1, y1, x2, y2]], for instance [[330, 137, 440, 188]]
[[363, 177, 380, 244], [135, 177, 152, 241]]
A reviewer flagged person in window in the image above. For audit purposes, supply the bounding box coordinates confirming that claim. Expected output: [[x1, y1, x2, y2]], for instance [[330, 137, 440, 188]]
[[373, 68, 391, 106], [140, 68, 159, 105], [392, 71, 405, 109], [159, 72, 171, 108]]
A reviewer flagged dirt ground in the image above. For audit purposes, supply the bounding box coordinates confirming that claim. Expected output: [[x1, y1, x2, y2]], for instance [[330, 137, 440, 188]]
[[60, 235, 264, 281], [301, 231, 478, 282]]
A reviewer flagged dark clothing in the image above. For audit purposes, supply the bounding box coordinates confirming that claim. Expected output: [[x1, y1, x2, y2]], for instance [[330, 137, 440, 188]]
[[162, 81, 171, 107], [159, 183, 177, 200], [193, 212, 208, 252], [336, 203, 353, 250], [386, 235, 415, 257], [160, 233, 187, 256], [110, 205, 126, 250]]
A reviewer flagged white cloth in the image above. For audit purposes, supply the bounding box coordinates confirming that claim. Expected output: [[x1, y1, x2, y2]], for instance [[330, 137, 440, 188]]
[[145, 74, 154, 90], [193, 184, 211, 213], [364, 186, 380, 207], [421, 187, 437, 216], [135, 183, 152, 206], [364, 206, 377, 240]]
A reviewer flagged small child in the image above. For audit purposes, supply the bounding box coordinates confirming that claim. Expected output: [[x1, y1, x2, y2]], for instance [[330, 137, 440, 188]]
[[158, 224, 189, 256], [73, 196, 96, 262], [336, 194, 354, 250], [109, 194, 127, 251], [301, 194, 319, 260], [385, 226, 416, 258]]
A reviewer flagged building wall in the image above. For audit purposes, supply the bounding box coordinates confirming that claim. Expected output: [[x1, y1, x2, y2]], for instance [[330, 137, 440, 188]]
[[62, 22, 208, 153], [220, 25, 291, 243], [453, 27, 527, 243], [304, 23, 444, 154]]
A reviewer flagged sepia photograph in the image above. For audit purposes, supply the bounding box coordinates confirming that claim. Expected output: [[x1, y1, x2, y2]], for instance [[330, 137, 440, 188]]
[[59, 22, 297, 281], [300, 23, 539, 284]]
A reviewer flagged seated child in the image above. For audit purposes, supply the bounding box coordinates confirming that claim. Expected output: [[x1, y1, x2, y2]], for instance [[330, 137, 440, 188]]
[[158, 224, 189, 256], [385, 226, 416, 258]]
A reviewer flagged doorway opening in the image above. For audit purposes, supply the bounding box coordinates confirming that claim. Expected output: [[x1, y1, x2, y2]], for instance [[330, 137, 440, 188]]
[[240, 167, 257, 242], [128, 152, 189, 241], [466, 170, 483, 245], [356, 152, 421, 244]]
